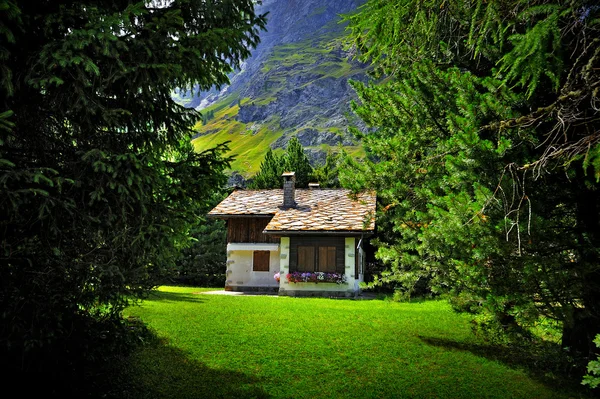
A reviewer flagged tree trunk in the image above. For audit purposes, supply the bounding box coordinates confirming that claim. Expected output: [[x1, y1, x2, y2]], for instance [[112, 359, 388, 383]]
[[562, 169, 600, 358], [562, 308, 600, 358]]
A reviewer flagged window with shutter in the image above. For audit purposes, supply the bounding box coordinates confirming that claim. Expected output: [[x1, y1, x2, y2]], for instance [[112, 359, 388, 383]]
[[297, 245, 337, 273], [290, 237, 345, 274], [252, 251, 270, 272]]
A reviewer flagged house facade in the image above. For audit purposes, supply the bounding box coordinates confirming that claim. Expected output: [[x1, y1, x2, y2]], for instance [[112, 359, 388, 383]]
[[208, 173, 376, 297]]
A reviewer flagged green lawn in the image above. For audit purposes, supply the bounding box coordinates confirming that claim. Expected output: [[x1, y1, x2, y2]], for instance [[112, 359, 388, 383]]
[[121, 286, 587, 399]]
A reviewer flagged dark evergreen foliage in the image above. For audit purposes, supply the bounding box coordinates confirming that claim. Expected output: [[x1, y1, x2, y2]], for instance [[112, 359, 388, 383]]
[[170, 193, 227, 287], [284, 137, 313, 187], [342, 0, 600, 361], [0, 0, 265, 377], [250, 147, 285, 188], [250, 137, 314, 188], [311, 149, 343, 188], [171, 218, 227, 287]]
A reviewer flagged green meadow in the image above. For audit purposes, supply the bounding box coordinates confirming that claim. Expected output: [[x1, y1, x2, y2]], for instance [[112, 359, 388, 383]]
[[119, 286, 588, 399]]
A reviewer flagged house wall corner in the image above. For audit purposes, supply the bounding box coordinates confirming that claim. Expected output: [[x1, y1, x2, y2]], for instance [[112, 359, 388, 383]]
[[278, 237, 290, 295], [345, 237, 360, 296]]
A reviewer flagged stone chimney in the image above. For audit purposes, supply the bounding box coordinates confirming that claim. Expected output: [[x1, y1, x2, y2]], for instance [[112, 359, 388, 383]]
[[282, 171, 296, 208]]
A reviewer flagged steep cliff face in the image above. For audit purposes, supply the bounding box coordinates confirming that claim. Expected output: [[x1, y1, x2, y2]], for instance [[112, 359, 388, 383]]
[[186, 0, 367, 179]]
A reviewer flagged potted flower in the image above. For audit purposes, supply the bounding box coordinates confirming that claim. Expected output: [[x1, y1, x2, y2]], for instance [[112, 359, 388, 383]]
[[274, 272, 280, 283]]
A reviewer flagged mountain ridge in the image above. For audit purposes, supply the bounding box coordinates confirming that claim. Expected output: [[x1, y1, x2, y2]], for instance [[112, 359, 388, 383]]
[[183, 0, 368, 182]]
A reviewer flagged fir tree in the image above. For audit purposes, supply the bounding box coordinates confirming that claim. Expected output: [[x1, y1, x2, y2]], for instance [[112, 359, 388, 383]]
[[0, 0, 266, 379], [250, 137, 314, 188], [342, 0, 600, 359], [311, 149, 343, 188], [283, 137, 313, 188], [250, 148, 285, 189]]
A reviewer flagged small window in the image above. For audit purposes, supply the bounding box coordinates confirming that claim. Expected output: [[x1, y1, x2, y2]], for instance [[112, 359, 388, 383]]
[[253, 251, 270, 272]]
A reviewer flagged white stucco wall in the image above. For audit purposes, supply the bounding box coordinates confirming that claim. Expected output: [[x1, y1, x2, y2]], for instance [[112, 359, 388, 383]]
[[279, 237, 359, 296], [225, 243, 280, 290]]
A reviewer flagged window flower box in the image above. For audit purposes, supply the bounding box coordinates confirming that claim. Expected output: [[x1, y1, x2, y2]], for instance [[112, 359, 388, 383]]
[[286, 272, 347, 285]]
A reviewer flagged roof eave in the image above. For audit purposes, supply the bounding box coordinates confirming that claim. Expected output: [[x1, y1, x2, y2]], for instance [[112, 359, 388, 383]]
[[263, 230, 374, 236], [207, 213, 275, 219]]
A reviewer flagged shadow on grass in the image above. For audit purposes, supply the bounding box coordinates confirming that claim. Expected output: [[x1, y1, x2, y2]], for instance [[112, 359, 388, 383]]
[[106, 338, 270, 399], [356, 292, 437, 303], [418, 335, 588, 395], [145, 290, 207, 303]]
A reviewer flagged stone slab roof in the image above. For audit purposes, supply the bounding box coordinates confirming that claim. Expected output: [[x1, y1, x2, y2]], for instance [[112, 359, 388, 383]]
[[208, 189, 376, 233]]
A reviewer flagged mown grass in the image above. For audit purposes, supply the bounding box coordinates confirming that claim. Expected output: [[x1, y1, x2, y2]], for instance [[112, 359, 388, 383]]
[[120, 286, 589, 399]]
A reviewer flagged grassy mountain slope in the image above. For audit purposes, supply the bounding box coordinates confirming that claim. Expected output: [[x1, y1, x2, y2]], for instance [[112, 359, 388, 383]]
[[192, 31, 367, 178], [192, 96, 284, 173]]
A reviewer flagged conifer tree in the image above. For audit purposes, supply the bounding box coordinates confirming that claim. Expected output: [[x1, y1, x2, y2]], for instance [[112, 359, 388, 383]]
[[283, 137, 313, 188], [342, 0, 600, 358], [250, 148, 285, 189], [250, 137, 314, 188], [0, 0, 266, 377], [312, 149, 343, 188]]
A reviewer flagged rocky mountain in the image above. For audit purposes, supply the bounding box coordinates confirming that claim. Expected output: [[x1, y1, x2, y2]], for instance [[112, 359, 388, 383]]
[[181, 0, 368, 180]]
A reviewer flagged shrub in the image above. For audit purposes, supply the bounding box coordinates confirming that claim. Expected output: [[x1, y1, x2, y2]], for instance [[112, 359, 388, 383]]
[[582, 334, 600, 389]]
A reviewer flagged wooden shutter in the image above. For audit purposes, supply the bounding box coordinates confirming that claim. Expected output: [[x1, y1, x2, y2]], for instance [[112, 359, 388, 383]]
[[253, 251, 270, 271], [318, 246, 336, 273], [297, 246, 315, 272]]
